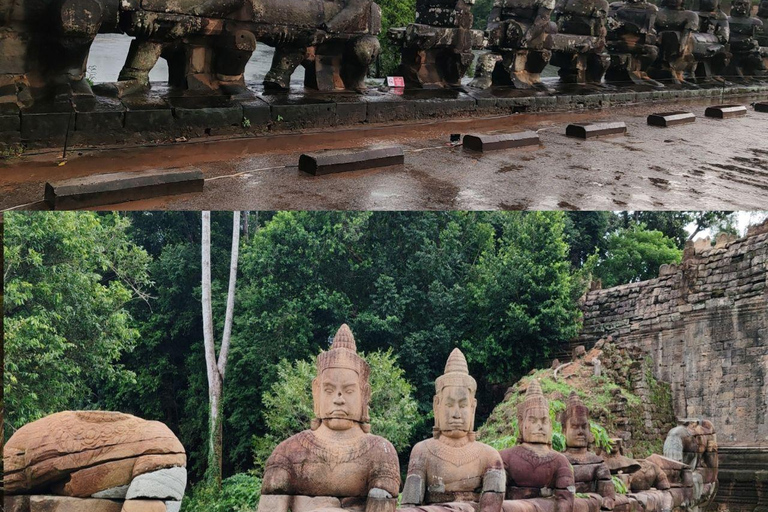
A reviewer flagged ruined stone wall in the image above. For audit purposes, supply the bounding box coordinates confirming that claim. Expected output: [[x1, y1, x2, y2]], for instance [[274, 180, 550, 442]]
[[572, 222, 768, 511]]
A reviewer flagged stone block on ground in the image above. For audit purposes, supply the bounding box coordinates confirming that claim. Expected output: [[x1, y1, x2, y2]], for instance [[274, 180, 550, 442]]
[[704, 105, 747, 119], [299, 147, 405, 175], [29, 496, 122, 512], [463, 131, 540, 152], [754, 102, 768, 113], [647, 112, 696, 127], [566, 122, 627, 139], [120, 500, 167, 512], [44, 168, 204, 209]]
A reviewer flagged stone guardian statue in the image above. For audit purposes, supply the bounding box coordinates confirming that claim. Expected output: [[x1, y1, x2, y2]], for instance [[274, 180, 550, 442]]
[[398, 348, 506, 512], [257, 324, 401, 512]]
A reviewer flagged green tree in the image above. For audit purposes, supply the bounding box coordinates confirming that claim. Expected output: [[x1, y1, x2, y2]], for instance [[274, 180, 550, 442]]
[[252, 349, 420, 471], [375, 0, 416, 75], [3, 212, 150, 436], [461, 212, 583, 387], [595, 224, 682, 288]]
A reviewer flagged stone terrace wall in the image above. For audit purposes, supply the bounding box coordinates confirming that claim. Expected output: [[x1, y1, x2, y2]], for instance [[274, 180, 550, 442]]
[[573, 222, 768, 511]]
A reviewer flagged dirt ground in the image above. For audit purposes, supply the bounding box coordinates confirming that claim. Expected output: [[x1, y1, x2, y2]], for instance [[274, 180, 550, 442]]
[[2, 95, 767, 211]]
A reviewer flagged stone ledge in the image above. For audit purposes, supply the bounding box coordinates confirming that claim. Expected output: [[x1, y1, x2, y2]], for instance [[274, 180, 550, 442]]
[[3, 83, 767, 146]]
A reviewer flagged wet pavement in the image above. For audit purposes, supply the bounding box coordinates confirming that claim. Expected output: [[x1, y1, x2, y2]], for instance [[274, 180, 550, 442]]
[[2, 96, 767, 211]]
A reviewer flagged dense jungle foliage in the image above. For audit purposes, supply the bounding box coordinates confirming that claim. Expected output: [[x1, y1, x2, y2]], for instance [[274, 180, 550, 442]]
[[3, 211, 740, 509]]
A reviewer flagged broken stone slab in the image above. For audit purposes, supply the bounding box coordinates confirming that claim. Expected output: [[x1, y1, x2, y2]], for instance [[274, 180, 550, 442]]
[[121, 500, 167, 512], [44, 168, 204, 210], [462, 131, 540, 152], [754, 102, 768, 113], [125, 467, 187, 501], [565, 122, 627, 139], [704, 105, 748, 119], [299, 147, 405, 175], [647, 112, 696, 127]]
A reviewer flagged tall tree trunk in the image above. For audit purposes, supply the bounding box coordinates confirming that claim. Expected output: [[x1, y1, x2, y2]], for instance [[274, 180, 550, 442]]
[[201, 211, 241, 488]]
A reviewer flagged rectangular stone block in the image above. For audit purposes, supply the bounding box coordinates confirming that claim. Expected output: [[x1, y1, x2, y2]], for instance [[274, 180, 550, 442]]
[[299, 147, 404, 175], [463, 131, 540, 152], [241, 100, 271, 128], [271, 103, 336, 128], [172, 106, 243, 128], [45, 168, 204, 209], [335, 101, 367, 125], [75, 110, 125, 133], [754, 102, 768, 113], [124, 109, 174, 131], [1, 113, 20, 132], [5, 495, 30, 512], [21, 111, 75, 141], [365, 97, 413, 123], [647, 112, 696, 127], [704, 105, 747, 119], [566, 122, 627, 139]]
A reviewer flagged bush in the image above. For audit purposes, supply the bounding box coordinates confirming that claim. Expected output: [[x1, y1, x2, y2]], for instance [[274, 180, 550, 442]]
[[181, 473, 262, 512], [253, 348, 421, 471]]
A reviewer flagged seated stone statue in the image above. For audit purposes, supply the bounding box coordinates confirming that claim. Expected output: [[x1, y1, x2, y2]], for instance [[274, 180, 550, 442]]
[[758, 1, 768, 46], [500, 380, 575, 512], [399, 348, 506, 512], [688, 0, 730, 82], [605, 0, 662, 86], [257, 324, 400, 512], [648, 0, 699, 85], [469, 0, 557, 89], [549, 0, 611, 83], [561, 392, 616, 512], [724, 0, 766, 78]]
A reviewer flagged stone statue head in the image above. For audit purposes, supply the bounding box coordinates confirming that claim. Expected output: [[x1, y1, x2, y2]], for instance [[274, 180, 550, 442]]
[[563, 391, 591, 449], [312, 324, 371, 432], [698, 0, 720, 12], [730, 0, 749, 16], [517, 380, 552, 445], [433, 348, 478, 440]]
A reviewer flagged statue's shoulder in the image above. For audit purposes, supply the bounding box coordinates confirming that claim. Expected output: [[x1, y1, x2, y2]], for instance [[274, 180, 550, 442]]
[[365, 433, 399, 458], [267, 430, 313, 460]]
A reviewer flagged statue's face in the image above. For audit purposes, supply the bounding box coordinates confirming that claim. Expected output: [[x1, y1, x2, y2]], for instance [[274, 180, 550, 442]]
[[318, 368, 362, 430], [436, 386, 475, 438], [521, 407, 551, 444], [565, 414, 590, 448], [731, 0, 749, 15]]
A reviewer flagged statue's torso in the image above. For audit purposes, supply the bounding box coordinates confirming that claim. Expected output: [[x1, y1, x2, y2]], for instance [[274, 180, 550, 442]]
[[500, 445, 573, 499], [261, 430, 400, 499], [565, 452, 608, 494]]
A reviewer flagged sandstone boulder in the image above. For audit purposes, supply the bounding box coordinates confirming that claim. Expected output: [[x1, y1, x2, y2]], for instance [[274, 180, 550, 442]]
[[4, 411, 186, 497]]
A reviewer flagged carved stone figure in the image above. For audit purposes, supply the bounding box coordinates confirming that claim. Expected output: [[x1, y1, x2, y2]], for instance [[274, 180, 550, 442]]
[[757, 0, 768, 45], [257, 324, 400, 512], [648, 0, 699, 85], [399, 348, 506, 512], [724, 0, 766, 78], [388, 0, 485, 88], [548, 0, 611, 83], [662, 419, 718, 509], [605, 0, 662, 86], [561, 392, 616, 512], [500, 380, 575, 512], [688, 0, 730, 82], [4, 411, 187, 511], [469, 0, 557, 89]]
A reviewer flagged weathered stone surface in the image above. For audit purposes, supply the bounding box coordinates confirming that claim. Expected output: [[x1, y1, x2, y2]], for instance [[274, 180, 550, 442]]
[[164, 502, 181, 512], [566, 122, 627, 139], [57, 455, 186, 497], [120, 500, 166, 512], [21, 112, 75, 142], [257, 325, 400, 512], [44, 168, 204, 209], [299, 147, 405, 175], [704, 105, 748, 119], [754, 102, 768, 112], [125, 467, 187, 501], [4, 411, 186, 494], [399, 349, 505, 511], [29, 496, 123, 512], [647, 112, 696, 127], [172, 106, 243, 129], [241, 100, 271, 128], [463, 132, 540, 152], [572, 222, 768, 512], [5, 495, 31, 512], [0, 114, 21, 132]]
